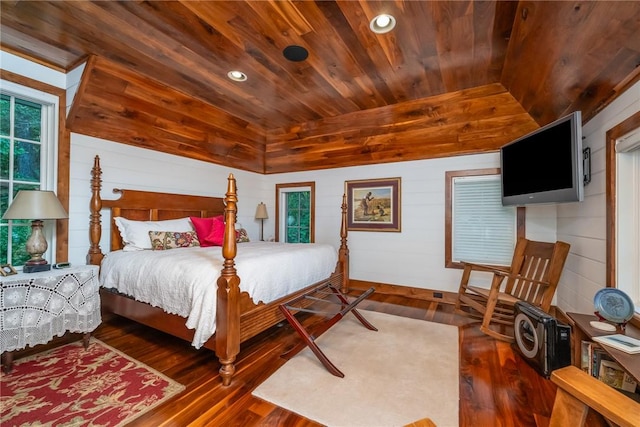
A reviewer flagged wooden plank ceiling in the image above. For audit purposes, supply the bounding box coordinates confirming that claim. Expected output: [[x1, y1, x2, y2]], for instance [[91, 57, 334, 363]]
[[2, 1, 640, 174]]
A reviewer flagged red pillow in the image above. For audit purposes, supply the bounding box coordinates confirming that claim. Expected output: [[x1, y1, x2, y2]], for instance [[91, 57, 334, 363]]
[[206, 216, 225, 246], [190, 216, 224, 247]]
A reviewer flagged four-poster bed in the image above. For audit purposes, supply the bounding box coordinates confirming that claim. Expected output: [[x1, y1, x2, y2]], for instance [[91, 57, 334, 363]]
[[87, 155, 350, 385]]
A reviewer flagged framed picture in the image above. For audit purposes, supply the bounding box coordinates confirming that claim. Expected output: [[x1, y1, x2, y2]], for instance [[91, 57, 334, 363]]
[[345, 177, 401, 232], [0, 264, 18, 277], [592, 334, 640, 354]]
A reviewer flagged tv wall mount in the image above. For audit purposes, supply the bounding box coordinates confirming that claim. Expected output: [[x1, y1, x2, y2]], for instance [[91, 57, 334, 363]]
[[583, 147, 591, 185]]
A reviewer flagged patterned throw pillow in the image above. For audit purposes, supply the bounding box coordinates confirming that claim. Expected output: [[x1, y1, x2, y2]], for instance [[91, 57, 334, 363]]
[[236, 228, 250, 243], [149, 231, 200, 250], [114, 216, 193, 251]]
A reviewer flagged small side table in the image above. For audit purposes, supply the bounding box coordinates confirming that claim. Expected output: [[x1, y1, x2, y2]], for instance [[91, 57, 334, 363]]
[[0, 265, 102, 372], [567, 312, 640, 384]]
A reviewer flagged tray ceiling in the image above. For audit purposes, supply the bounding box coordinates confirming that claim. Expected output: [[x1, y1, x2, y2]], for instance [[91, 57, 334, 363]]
[[2, 1, 639, 173]]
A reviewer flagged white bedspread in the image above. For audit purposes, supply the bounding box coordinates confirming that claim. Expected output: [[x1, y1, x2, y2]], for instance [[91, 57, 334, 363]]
[[99, 242, 338, 348]]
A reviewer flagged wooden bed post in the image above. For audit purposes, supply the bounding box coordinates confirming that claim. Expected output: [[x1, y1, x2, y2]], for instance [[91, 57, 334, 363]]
[[87, 156, 104, 266], [216, 173, 241, 386], [339, 194, 349, 293]]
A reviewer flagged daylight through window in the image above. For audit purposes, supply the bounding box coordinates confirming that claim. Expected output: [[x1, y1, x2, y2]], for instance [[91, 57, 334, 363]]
[[1, 82, 57, 267], [445, 169, 523, 268], [276, 182, 315, 243]]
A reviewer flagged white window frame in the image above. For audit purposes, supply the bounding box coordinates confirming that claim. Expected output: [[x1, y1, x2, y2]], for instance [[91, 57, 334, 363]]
[[1, 80, 59, 267], [615, 128, 640, 313], [275, 182, 315, 243]]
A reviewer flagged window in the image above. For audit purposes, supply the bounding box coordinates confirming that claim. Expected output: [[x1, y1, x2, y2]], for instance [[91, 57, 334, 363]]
[[445, 168, 524, 268], [615, 127, 640, 313], [0, 81, 58, 267], [275, 182, 315, 243]]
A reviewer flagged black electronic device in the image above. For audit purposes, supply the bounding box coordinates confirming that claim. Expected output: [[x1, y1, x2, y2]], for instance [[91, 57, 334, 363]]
[[501, 111, 584, 206], [513, 301, 571, 378]]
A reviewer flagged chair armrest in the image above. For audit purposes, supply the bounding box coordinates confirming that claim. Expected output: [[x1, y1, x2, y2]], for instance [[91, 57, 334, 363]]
[[550, 366, 640, 427], [491, 271, 550, 287], [494, 271, 551, 292], [461, 261, 511, 274], [461, 263, 551, 288]]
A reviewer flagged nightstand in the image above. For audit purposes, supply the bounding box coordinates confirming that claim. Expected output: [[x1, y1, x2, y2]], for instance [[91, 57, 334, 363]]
[[0, 265, 102, 372]]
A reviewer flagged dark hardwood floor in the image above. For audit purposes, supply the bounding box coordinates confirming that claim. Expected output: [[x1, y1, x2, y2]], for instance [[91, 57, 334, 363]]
[[5, 292, 566, 426]]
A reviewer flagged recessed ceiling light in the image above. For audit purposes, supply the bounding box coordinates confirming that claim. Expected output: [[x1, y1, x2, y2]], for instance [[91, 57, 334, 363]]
[[227, 70, 247, 82], [370, 14, 396, 34]]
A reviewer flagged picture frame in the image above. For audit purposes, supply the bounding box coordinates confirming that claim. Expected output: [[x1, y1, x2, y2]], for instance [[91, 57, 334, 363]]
[[592, 334, 640, 354], [345, 177, 401, 232], [0, 264, 18, 277]]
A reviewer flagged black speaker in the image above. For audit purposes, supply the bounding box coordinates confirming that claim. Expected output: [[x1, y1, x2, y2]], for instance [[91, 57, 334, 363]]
[[513, 301, 571, 378]]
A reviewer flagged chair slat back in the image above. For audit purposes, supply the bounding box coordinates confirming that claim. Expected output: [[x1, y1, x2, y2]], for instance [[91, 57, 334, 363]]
[[504, 238, 570, 311]]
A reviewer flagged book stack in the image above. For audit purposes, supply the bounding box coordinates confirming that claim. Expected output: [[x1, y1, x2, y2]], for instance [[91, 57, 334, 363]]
[[581, 340, 638, 393]]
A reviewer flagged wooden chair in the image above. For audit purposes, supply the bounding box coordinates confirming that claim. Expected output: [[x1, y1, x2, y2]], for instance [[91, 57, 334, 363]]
[[455, 238, 570, 342]]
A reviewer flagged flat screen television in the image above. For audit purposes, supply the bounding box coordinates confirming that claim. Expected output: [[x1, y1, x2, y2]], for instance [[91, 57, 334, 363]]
[[501, 111, 584, 206]]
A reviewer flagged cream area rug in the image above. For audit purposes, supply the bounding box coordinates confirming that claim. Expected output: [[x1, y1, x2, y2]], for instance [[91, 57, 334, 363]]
[[253, 310, 459, 427]]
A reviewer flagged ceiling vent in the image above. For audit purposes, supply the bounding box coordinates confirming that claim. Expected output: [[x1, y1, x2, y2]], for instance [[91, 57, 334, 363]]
[[283, 45, 309, 62]]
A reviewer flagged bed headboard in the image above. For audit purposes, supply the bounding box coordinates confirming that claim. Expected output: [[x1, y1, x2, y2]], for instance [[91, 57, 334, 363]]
[[87, 155, 229, 263], [103, 188, 226, 252]]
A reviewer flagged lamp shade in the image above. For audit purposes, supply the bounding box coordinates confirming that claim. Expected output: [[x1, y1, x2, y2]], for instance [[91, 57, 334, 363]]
[[2, 190, 68, 220], [255, 202, 268, 220]]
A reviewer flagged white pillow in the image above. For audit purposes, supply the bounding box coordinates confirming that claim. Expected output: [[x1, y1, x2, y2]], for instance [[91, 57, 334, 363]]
[[114, 217, 193, 251]]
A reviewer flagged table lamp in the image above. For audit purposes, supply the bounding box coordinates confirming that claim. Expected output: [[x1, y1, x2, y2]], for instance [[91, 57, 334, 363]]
[[255, 202, 268, 241], [2, 190, 68, 273]]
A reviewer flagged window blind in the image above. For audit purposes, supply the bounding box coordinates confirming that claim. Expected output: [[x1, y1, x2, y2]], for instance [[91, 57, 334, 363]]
[[616, 128, 640, 153], [452, 175, 516, 265]]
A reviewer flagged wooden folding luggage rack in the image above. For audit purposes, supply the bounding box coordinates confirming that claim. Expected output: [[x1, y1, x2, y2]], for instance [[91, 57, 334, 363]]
[[279, 281, 377, 377]]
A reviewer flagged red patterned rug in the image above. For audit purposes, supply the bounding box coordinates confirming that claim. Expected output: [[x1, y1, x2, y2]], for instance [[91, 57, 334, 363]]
[[0, 339, 185, 426]]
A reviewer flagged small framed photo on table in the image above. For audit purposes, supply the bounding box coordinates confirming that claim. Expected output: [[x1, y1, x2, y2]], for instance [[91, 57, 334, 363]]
[[0, 264, 18, 276], [345, 177, 401, 232]]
